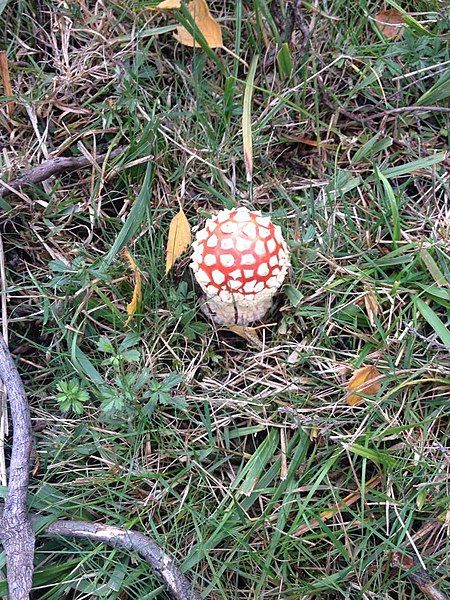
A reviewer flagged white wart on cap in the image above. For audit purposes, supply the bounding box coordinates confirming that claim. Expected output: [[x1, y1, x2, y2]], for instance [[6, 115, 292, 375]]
[[190, 207, 290, 325]]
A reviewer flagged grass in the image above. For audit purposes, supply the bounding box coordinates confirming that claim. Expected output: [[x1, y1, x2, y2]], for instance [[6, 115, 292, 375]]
[[1, 0, 449, 598]]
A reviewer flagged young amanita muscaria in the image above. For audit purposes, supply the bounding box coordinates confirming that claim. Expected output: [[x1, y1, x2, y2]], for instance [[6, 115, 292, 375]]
[[190, 207, 290, 325]]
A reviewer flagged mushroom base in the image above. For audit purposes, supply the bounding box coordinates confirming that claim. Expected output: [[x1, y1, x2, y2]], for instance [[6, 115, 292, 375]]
[[200, 289, 275, 326]]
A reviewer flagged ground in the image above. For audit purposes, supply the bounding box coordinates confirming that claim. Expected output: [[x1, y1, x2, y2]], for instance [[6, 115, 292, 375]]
[[0, 0, 449, 598]]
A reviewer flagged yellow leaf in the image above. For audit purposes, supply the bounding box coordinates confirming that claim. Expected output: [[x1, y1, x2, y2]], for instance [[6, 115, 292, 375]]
[[150, 0, 181, 9], [374, 9, 405, 40], [309, 426, 319, 441], [165, 208, 191, 274], [226, 324, 262, 348], [123, 248, 142, 325], [346, 365, 382, 406], [174, 0, 223, 48]]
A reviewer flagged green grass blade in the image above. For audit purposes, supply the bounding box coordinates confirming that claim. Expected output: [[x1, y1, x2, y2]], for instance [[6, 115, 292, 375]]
[[103, 162, 154, 266], [242, 55, 258, 185], [380, 152, 446, 179], [414, 297, 450, 348], [376, 168, 401, 245]]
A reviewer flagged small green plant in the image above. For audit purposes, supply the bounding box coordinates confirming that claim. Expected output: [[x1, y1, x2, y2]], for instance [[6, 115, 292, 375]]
[[97, 333, 141, 367], [168, 282, 209, 341], [95, 333, 187, 418], [142, 372, 186, 418], [55, 379, 90, 415]]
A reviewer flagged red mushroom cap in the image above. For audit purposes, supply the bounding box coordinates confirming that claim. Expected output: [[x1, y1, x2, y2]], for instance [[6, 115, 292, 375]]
[[191, 207, 289, 306]]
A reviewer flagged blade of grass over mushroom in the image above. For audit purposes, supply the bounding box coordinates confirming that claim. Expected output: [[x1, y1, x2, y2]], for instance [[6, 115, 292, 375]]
[[103, 163, 154, 266], [385, 0, 432, 35], [414, 297, 450, 348], [242, 55, 258, 185]]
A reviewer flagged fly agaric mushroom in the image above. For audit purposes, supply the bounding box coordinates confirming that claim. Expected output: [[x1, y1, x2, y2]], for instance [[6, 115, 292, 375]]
[[190, 207, 290, 325]]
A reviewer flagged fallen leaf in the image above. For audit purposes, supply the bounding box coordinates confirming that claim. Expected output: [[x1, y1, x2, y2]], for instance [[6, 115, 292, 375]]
[[309, 426, 319, 441], [174, 0, 223, 48], [123, 248, 142, 325], [374, 9, 405, 40], [346, 365, 382, 406], [150, 0, 181, 9], [225, 325, 262, 348], [165, 208, 191, 274]]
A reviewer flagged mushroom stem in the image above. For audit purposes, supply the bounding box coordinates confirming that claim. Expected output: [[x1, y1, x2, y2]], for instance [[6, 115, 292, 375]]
[[201, 291, 275, 325]]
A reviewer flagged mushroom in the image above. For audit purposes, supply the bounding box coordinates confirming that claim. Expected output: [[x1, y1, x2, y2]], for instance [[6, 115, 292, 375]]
[[190, 207, 290, 325]]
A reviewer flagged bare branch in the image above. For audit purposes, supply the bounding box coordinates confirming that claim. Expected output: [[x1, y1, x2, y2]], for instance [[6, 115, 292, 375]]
[[0, 146, 125, 199], [43, 519, 202, 600], [0, 336, 34, 599], [392, 552, 449, 600]]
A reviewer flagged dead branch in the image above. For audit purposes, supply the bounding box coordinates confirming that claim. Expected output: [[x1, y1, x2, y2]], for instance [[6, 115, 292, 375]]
[[43, 519, 202, 600], [356, 105, 450, 123], [0, 336, 34, 600], [392, 552, 449, 600], [0, 146, 125, 198]]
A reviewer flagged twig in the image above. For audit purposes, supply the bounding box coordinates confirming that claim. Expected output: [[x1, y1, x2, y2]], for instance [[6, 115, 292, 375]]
[[43, 519, 202, 600], [336, 105, 450, 124], [0, 234, 8, 487], [0, 146, 125, 199], [0, 336, 34, 599], [392, 553, 449, 600]]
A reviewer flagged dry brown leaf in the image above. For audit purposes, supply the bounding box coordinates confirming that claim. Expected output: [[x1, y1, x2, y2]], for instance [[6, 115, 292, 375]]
[[165, 208, 191, 274], [346, 365, 382, 406], [374, 9, 405, 40], [150, 0, 181, 9], [0, 51, 14, 117], [174, 0, 223, 48], [225, 325, 262, 348], [123, 248, 142, 325]]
